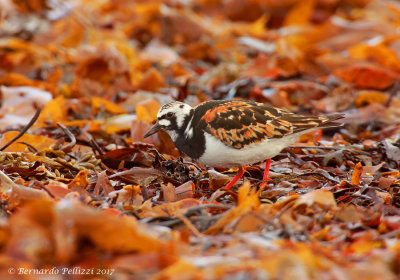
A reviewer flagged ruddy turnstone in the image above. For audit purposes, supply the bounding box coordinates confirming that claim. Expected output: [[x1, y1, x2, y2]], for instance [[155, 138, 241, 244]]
[[143, 100, 344, 189]]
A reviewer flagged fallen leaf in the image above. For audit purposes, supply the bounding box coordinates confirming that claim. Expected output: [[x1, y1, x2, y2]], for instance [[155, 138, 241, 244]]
[[0, 86, 52, 129], [136, 98, 161, 124], [0, 132, 56, 152], [94, 171, 114, 195], [91, 97, 127, 114], [161, 182, 177, 202], [351, 162, 363, 186], [284, 0, 314, 26], [68, 170, 89, 189], [204, 182, 260, 234], [333, 66, 397, 90], [175, 181, 194, 200], [354, 91, 388, 107], [35, 95, 68, 127], [136, 68, 166, 92]]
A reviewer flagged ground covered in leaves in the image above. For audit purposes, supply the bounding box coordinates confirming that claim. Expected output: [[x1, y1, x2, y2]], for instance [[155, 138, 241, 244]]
[[0, 0, 400, 279]]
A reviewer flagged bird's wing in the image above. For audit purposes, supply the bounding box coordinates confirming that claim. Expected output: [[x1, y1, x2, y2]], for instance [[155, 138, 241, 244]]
[[195, 100, 343, 149]]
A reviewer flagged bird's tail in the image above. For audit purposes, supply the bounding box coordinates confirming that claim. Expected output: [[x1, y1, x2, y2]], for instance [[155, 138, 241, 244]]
[[318, 113, 345, 128]]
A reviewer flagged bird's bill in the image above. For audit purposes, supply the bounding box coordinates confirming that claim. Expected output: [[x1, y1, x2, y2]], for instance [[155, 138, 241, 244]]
[[143, 122, 162, 138]]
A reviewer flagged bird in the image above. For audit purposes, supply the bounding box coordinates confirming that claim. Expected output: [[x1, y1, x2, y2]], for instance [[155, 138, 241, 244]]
[[143, 100, 344, 189]]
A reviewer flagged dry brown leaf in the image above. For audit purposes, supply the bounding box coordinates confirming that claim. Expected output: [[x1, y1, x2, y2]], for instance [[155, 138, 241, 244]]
[[175, 181, 194, 200], [161, 182, 177, 202], [94, 171, 114, 195]]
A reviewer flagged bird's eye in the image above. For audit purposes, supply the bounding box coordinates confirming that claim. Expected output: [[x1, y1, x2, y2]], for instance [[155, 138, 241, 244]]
[[166, 112, 174, 119]]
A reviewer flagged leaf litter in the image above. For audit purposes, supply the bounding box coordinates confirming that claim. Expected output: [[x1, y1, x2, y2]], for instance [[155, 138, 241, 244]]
[[0, 0, 399, 279]]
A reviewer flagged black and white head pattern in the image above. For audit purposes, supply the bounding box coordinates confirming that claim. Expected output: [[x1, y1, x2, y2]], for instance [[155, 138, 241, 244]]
[[156, 101, 193, 141]]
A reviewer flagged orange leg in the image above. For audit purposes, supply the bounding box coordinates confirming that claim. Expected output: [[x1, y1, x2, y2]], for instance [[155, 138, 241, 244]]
[[225, 166, 245, 189], [263, 158, 272, 182]]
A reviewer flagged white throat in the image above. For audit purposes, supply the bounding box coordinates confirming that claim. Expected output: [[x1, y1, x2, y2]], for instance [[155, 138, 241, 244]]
[[166, 130, 179, 142]]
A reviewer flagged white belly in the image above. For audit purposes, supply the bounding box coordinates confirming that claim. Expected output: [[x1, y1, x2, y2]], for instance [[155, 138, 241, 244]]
[[197, 132, 301, 168]]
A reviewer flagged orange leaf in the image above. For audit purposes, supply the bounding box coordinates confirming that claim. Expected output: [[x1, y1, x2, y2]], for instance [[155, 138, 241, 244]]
[[68, 170, 89, 189], [12, 0, 50, 13], [284, 0, 314, 26], [299, 129, 322, 143], [74, 54, 120, 87], [101, 208, 122, 216], [115, 185, 143, 206], [0, 132, 56, 152], [142, 198, 200, 218], [153, 260, 201, 280], [294, 189, 336, 209], [0, 73, 42, 87], [351, 162, 363, 186], [136, 68, 166, 92], [348, 239, 383, 255], [204, 182, 260, 234], [136, 98, 161, 124], [35, 95, 68, 127], [8, 199, 164, 263], [333, 66, 397, 90], [45, 183, 75, 199], [354, 91, 388, 107], [91, 97, 127, 114], [348, 44, 400, 73], [60, 20, 84, 48]]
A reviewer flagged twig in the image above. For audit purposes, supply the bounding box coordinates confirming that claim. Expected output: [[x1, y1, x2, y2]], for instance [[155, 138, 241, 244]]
[[57, 122, 76, 152], [385, 79, 400, 108], [177, 214, 203, 237], [150, 213, 225, 228], [90, 139, 104, 155], [184, 204, 232, 216], [16, 141, 38, 153], [29, 181, 56, 199], [79, 129, 104, 156], [0, 108, 41, 151], [297, 170, 340, 184]]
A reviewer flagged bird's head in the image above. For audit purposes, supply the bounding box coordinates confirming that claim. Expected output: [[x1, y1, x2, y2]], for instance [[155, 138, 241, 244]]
[[143, 101, 193, 141]]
